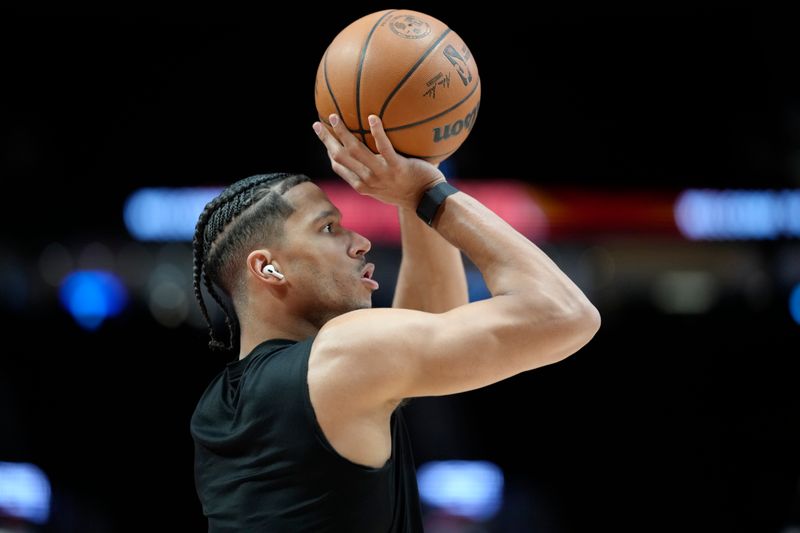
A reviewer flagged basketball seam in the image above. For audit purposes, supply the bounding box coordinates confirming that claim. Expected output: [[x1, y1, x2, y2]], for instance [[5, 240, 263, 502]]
[[357, 10, 396, 144], [335, 78, 480, 134], [396, 147, 459, 160], [321, 118, 360, 132], [318, 119, 467, 160], [378, 28, 452, 120], [321, 118, 458, 159], [385, 78, 480, 132], [323, 49, 345, 129]]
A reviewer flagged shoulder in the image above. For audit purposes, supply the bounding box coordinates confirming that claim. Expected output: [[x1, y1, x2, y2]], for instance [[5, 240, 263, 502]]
[[310, 307, 436, 367], [311, 307, 435, 361], [308, 307, 438, 408]]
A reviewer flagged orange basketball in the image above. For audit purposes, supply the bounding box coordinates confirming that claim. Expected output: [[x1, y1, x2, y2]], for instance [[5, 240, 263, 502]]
[[314, 9, 480, 165]]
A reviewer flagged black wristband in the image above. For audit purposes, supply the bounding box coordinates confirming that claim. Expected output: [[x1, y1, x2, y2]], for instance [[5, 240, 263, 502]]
[[415, 181, 459, 226]]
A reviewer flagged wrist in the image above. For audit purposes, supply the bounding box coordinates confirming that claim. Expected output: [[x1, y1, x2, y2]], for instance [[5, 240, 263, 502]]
[[415, 181, 458, 226]]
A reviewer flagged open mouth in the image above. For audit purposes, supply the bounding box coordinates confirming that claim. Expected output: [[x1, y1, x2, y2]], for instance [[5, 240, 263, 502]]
[[360, 263, 379, 290], [361, 263, 375, 280]]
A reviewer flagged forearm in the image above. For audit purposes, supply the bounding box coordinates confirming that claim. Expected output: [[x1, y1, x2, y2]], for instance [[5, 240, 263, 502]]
[[432, 191, 595, 315], [392, 206, 468, 313]]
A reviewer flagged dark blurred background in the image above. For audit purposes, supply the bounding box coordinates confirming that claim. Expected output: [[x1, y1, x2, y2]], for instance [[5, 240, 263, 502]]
[[1, 9, 799, 533]]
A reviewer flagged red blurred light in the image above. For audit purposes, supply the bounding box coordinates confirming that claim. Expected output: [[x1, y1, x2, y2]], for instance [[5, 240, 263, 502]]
[[317, 180, 548, 244]]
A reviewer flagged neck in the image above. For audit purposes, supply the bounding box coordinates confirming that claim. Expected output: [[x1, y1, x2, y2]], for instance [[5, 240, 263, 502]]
[[238, 306, 320, 360]]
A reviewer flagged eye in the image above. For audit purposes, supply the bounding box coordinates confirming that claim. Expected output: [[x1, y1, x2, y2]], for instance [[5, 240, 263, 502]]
[[322, 222, 334, 233]]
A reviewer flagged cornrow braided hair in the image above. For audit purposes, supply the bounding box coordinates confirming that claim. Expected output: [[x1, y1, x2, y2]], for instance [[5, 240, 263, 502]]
[[192, 172, 312, 352]]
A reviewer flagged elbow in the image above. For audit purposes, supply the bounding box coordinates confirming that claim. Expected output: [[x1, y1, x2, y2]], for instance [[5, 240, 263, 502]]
[[583, 302, 601, 340], [568, 302, 601, 356], [550, 302, 601, 365], [514, 291, 602, 366]]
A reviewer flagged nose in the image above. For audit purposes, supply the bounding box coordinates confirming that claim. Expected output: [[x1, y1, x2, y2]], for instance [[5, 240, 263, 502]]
[[349, 230, 371, 258]]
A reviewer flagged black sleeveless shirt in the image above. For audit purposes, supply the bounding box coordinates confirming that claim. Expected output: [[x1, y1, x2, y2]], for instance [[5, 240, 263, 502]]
[[190, 337, 424, 532]]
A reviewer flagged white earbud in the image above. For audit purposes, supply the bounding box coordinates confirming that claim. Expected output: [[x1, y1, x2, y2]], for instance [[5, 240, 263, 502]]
[[262, 264, 284, 280]]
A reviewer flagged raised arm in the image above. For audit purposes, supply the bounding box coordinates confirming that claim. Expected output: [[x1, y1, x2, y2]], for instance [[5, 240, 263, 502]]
[[311, 114, 600, 404], [392, 203, 468, 313]]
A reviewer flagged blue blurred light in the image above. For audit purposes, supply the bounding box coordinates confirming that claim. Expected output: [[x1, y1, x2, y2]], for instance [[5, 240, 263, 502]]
[[417, 460, 504, 521], [59, 270, 127, 330], [675, 189, 800, 240], [790, 284, 800, 326], [438, 159, 457, 179], [466, 268, 491, 302], [124, 187, 222, 241], [0, 462, 51, 524]]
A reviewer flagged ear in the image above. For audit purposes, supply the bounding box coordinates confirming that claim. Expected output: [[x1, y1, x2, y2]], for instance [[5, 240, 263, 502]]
[[247, 250, 286, 285]]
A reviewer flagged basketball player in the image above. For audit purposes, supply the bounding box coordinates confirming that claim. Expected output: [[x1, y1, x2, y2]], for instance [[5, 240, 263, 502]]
[[190, 113, 601, 531]]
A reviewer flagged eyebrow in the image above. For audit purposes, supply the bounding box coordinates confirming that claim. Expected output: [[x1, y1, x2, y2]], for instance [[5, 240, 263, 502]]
[[310, 208, 341, 226]]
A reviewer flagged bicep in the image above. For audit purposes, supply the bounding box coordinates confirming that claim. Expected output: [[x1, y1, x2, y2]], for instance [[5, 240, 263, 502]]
[[316, 295, 592, 404], [402, 295, 584, 397]]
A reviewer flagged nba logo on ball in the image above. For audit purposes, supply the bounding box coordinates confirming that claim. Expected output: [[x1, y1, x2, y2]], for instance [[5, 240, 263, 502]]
[[315, 9, 481, 164]]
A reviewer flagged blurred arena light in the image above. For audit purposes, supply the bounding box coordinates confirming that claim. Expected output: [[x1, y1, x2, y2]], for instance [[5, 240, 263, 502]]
[[147, 262, 189, 328], [417, 460, 504, 521], [123, 181, 547, 244], [148, 280, 188, 328], [320, 180, 548, 244], [652, 271, 719, 314], [790, 283, 800, 325], [59, 270, 127, 331], [675, 189, 800, 240], [466, 267, 491, 302], [0, 462, 51, 525], [124, 187, 222, 241]]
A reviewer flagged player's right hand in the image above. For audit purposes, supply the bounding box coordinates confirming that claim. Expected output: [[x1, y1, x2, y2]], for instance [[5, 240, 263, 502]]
[[313, 114, 446, 211]]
